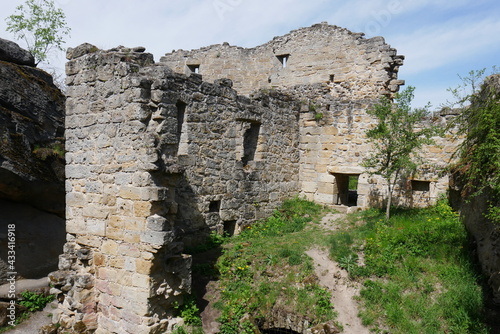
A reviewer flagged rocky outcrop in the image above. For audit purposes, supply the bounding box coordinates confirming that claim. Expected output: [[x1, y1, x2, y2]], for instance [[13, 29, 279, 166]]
[[0, 39, 65, 283], [0, 38, 35, 66], [449, 74, 500, 306]]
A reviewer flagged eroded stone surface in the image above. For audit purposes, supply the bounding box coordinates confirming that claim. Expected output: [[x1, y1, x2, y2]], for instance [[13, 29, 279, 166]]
[[52, 23, 461, 333]]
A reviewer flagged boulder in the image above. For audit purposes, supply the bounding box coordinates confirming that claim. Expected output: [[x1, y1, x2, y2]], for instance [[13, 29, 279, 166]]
[[0, 38, 35, 66], [0, 45, 65, 215]]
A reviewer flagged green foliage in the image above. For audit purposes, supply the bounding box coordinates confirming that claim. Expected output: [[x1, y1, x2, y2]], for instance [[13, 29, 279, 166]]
[[215, 197, 335, 334], [330, 201, 488, 333], [171, 326, 189, 334], [19, 291, 54, 312], [314, 112, 323, 121], [348, 176, 358, 190], [174, 295, 202, 326], [5, 0, 71, 65], [240, 197, 323, 238], [450, 68, 500, 225], [362, 86, 441, 219]]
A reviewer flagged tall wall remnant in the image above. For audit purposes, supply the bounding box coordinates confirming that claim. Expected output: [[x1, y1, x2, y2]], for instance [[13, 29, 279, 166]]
[[161, 23, 404, 97], [51, 23, 460, 333], [51, 41, 301, 333]]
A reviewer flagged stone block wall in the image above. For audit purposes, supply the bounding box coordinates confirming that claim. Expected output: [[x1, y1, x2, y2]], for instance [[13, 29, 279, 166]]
[[292, 84, 459, 210], [50, 23, 463, 333], [160, 22, 404, 98], [51, 43, 301, 333], [160, 22, 459, 210]]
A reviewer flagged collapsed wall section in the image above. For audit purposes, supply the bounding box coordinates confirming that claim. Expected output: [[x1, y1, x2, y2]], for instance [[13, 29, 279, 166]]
[[160, 22, 404, 98], [50, 43, 300, 334]]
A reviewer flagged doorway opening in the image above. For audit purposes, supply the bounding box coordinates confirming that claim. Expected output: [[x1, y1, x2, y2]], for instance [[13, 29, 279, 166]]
[[333, 173, 359, 207]]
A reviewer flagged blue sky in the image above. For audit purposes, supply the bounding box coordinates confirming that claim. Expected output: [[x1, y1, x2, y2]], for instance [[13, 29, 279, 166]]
[[1, 0, 499, 109]]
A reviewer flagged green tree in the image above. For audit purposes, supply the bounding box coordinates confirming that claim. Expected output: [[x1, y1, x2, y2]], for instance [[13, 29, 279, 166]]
[[450, 69, 500, 223], [5, 0, 70, 65], [362, 86, 440, 219]]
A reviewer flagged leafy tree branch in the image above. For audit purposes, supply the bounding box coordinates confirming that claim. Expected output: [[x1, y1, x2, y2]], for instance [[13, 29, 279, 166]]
[[362, 86, 441, 219], [5, 0, 71, 65]]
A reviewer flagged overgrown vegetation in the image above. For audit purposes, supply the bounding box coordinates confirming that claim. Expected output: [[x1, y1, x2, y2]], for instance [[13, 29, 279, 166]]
[[449, 68, 500, 225], [176, 197, 489, 333], [214, 197, 336, 334], [19, 291, 54, 312], [0, 291, 54, 332], [329, 199, 489, 334], [362, 86, 442, 219], [33, 141, 64, 160], [5, 0, 71, 65], [174, 295, 202, 327]]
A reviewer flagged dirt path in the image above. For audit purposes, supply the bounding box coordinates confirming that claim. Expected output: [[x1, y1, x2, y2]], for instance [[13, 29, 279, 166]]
[[305, 212, 370, 334]]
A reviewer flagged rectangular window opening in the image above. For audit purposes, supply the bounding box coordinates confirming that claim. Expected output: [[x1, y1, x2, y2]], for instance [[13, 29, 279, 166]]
[[176, 101, 186, 144], [209, 200, 221, 213], [411, 180, 430, 192], [187, 64, 200, 74], [242, 122, 261, 166], [276, 54, 290, 68], [329, 74, 335, 83]]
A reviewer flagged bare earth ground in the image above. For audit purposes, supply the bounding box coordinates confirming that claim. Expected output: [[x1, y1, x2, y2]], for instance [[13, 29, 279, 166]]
[[199, 211, 370, 334], [305, 212, 370, 334], [4, 300, 56, 333]]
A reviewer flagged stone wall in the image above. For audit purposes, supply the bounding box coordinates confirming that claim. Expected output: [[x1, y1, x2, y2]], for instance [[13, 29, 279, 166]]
[[51, 43, 300, 333], [161, 22, 457, 210], [51, 23, 462, 333], [290, 86, 457, 211], [160, 22, 404, 98]]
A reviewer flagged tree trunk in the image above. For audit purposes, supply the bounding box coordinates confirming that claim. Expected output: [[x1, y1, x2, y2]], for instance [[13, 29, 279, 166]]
[[386, 183, 392, 220]]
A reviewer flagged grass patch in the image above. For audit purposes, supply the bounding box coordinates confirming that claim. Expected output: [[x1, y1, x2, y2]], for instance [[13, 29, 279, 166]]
[[329, 199, 489, 333], [214, 197, 336, 334]]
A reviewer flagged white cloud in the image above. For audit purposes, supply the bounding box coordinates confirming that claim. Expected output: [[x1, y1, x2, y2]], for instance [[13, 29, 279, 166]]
[[393, 16, 500, 75]]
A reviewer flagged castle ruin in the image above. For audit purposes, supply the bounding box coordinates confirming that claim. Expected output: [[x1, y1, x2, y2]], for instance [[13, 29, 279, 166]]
[[50, 23, 459, 333]]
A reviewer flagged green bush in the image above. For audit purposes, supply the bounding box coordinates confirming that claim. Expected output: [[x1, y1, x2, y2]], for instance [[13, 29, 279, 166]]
[[19, 291, 54, 312], [174, 295, 202, 326]]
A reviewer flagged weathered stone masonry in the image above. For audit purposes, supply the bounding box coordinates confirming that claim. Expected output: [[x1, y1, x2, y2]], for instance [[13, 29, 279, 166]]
[[50, 23, 460, 333], [51, 42, 301, 333]]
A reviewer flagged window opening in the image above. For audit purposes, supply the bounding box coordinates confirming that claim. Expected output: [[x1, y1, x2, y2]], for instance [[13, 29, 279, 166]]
[[276, 54, 290, 68], [242, 122, 261, 166], [187, 64, 200, 74], [329, 74, 335, 83], [411, 180, 430, 192], [176, 101, 186, 144], [209, 200, 221, 213]]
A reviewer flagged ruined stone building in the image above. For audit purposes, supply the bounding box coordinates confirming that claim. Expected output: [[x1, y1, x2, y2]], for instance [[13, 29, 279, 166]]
[[50, 23, 459, 333]]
